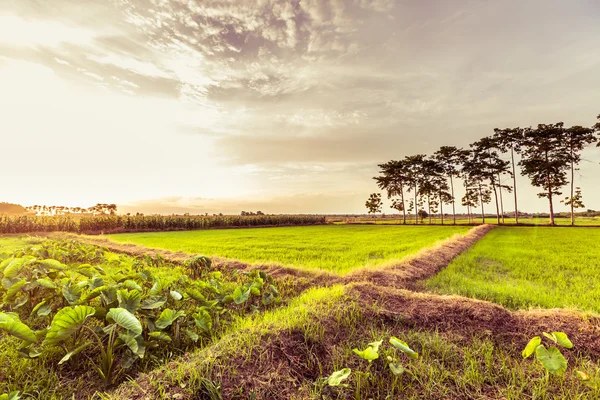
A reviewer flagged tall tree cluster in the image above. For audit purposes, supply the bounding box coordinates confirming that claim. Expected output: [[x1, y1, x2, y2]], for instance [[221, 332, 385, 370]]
[[372, 114, 600, 225]]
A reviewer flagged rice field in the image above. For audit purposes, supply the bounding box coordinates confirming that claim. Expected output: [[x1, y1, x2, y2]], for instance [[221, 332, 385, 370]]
[[104, 224, 471, 274], [426, 226, 600, 312]]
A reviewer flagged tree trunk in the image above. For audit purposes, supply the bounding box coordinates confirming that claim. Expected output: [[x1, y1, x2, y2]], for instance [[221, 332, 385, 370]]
[[479, 184, 485, 224], [492, 181, 500, 224], [545, 150, 555, 226], [400, 184, 406, 225], [450, 175, 456, 225], [427, 195, 432, 224], [414, 183, 418, 224], [440, 193, 444, 225], [511, 147, 519, 224], [497, 173, 505, 223], [570, 151, 575, 226]]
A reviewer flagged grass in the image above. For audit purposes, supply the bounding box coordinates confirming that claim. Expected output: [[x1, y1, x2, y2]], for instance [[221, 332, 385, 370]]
[[426, 226, 600, 312], [104, 225, 470, 274], [111, 285, 600, 400]]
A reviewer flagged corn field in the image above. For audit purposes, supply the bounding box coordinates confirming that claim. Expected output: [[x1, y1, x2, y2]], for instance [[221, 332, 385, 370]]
[[0, 215, 326, 234]]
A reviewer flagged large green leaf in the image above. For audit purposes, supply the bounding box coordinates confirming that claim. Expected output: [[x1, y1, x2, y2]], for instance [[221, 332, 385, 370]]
[[149, 331, 172, 342], [31, 300, 52, 317], [0, 312, 37, 343], [117, 289, 141, 313], [155, 308, 185, 330], [58, 342, 91, 365], [535, 345, 568, 374], [39, 259, 67, 271], [352, 340, 382, 362], [390, 337, 418, 359], [118, 331, 139, 354], [543, 332, 573, 349], [36, 278, 57, 289], [140, 295, 166, 310], [186, 288, 206, 302], [325, 368, 351, 386], [79, 285, 109, 303], [5, 279, 26, 300], [44, 305, 96, 346], [522, 336, 542, 358], [193, 309, 212, 332], [107, 308, 142, 335], [61, 281, 82, 304], [232, 286, 251, 304], [2, 258, 26, 278], [184, 329, 199, 342], [120, 280, 142, 292]]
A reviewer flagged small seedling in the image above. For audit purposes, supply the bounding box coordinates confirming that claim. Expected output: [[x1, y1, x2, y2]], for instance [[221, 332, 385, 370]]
[[387, 336, 419, 375], [352, 340, 382, 362], [522, 331, 572, 375], [325, 368, 351, 387]]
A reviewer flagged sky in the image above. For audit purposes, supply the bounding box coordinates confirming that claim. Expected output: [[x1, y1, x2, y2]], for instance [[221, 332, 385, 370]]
[[1, 0, 599, 215]]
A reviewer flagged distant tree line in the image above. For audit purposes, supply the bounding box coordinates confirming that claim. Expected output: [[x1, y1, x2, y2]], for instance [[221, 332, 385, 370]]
[[370, 113, 600, 226], [26, 203, 117, 216]]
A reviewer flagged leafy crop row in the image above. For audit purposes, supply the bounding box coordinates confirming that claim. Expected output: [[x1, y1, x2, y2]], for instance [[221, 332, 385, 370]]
[[0, 214, 326, 234], [0, 239, 280, 393]]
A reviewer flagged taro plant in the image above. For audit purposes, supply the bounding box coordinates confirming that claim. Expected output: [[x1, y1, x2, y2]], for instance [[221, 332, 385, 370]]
[[313, 367, 352, 398], [522, 331, 573, 375], [387, 336, 419, 375], [0, 239, 281, 391], [185, 255, 212, 279], [352, 336, 419, 376]]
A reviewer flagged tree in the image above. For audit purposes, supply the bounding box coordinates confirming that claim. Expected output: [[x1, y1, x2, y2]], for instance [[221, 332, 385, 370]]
[[519, 123, 569, 225], [493, 127, 524, 223], [563, 125, 596, 225], [365, 193, 383, 216], [390, 198, 404, 217], [402, 155, 428, 224], [469, 137, 512, 224], [461, 180, 479, 224], [462, 150, 493, 223], [374, 160, 408, 224], [433, 146, 469, 225], [561, 187, 585, 216]]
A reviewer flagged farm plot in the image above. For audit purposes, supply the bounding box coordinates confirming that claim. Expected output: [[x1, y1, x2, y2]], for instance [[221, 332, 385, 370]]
[[104, 225, 471, 274], [426, 227, 600, 312], [0, 237, 284, 399]]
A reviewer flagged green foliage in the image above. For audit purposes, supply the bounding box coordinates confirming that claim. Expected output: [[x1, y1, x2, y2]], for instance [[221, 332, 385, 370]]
[[365, 193, 383, 215], [0, 214, 326, 234], [352, 340, 382, 362], [325, 368, 351, 386], [0, 238, 281, 393], [522, 331, 572, 375], [0, 312, 37, 343]]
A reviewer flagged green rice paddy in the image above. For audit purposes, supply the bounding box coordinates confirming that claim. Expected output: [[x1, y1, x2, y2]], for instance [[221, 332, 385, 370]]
[[105, 225, 470, 274], [426, 226, 600, 312]]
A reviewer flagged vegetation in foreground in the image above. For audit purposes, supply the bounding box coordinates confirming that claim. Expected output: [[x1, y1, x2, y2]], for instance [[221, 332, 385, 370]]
[[0, 238, 282, 399], [426, 226, 600, 312], [0, 214, 325, 235], [105, 224, 470, 274], [111, 285, 600, 400]]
